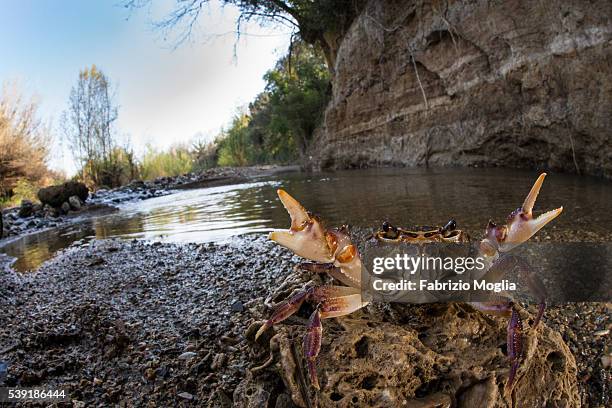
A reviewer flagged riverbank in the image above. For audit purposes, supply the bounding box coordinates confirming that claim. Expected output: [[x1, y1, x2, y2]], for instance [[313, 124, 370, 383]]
[[0, 234, 609, 406], [0, 165, 300, 241]]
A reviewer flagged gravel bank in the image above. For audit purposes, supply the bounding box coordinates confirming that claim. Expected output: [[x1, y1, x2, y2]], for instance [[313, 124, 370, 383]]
[[0, 236, 298, 406], [0, 234, 609, 407]]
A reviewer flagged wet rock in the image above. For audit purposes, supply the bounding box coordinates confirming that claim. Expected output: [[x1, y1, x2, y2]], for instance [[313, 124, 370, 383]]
[[231, 300, 245, 313], [178, 352, 197, 360], [177, 391, 194, 400], [38, 181, 88, 208], [61, 202, 71, 214], [43, 204, 59, 217], [0, 361, 7, 382], [68, 195, 82, 210], [18, 200, 34, 218], [210, 353, 227, 370], [239, 277, 581, 408]]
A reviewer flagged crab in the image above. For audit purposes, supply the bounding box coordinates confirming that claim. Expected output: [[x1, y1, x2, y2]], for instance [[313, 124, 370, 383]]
[[256, 173, 563, 393]]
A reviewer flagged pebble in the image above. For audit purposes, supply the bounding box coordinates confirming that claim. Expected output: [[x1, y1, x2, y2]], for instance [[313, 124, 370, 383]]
[[178, 352, 197, 360], [593, 329, 609, 337], [231, 300, 245, 313], [177, 392, 194, 400]]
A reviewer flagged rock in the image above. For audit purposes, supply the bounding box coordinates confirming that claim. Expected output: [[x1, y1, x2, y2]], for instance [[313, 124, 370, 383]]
[[68, 196, 82, 210], [0, 212, 3, 239], [231, 300, 245, 313], [210, 353, 227, 370], [61, 202, 71, 214], [309, 0, 612, 178], [18, 200, 34, 218], [144, 367, 156, 381], [177, 392, 194, 400], [239, 303, 580, 407], [38, 181, 88, 208], [178, 352, 197, 360]]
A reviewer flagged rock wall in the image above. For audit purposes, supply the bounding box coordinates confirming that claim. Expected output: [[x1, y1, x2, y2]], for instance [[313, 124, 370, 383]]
[[308, 0, 612, 178]]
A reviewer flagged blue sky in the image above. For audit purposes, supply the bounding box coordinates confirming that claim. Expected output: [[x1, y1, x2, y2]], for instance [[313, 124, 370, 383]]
[[0, 0, 291, 173]]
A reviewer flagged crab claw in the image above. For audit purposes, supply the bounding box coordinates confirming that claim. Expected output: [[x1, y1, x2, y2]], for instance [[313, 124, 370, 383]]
[[269, 189, 333, 263], [490, 173, 563, 252]]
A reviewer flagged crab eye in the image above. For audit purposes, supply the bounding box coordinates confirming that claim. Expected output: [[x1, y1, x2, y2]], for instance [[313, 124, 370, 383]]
[[382, 221, 399, 239], [443, 219, 456, 231]]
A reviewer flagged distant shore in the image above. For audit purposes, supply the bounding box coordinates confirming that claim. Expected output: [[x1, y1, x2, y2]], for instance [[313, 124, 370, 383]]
[[0, 165, 300, 243]]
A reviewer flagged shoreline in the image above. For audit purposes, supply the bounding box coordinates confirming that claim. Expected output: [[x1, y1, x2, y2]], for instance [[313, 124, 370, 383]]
[[0, 165, 300, 242]]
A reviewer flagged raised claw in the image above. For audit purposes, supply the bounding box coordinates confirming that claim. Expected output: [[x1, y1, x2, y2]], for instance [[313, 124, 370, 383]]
[[269, 189, 333, 263], [487, 173, 563, 252]]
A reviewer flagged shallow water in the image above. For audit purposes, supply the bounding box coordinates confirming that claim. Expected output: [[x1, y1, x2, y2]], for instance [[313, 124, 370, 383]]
[[1, 167, 611, 272]]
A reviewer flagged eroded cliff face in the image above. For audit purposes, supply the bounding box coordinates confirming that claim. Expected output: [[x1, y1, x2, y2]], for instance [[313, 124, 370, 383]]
[[309, 0, 612, 177]]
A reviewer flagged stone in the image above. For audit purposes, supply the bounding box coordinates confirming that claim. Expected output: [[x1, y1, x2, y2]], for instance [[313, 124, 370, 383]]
[[68, 195, 82, 210], [308, 0, 612, 178], [18, 200, 34, 218], [177, 392, 193, 400], [231, 300, 245, 313], [238, 303, 580, 407], [38, 181, 88, 208], [178, 352, 197, 360], [61, 202, 71, 214]]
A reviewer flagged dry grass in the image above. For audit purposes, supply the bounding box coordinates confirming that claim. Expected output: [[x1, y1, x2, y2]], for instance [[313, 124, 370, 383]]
[[0, 83, 54, 203]]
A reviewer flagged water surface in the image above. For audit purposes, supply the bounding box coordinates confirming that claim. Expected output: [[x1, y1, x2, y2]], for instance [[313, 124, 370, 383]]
[[2, 168, 610, 272]]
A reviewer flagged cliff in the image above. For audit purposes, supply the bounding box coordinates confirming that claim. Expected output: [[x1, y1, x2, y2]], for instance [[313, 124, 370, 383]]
[[308, 0, 612, 178]]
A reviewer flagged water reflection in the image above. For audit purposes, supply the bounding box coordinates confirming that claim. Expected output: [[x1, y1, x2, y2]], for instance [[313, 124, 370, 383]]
[[1, 167, 611, 272]]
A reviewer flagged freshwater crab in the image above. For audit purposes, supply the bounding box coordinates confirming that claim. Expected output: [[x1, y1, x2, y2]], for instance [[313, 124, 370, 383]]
[[256, 173, 563, 393]]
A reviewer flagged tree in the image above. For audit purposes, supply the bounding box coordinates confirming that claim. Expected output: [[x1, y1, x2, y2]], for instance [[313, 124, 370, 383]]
[[0, 83, 51, 199], [62, 65, 120, 187], [124, 0, 365, 69], [264, 41, 330, 154], [217, 113, 252, 166]]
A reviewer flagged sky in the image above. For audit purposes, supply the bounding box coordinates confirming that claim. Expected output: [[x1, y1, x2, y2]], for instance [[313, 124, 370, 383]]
[[0, 0, 291, 174]]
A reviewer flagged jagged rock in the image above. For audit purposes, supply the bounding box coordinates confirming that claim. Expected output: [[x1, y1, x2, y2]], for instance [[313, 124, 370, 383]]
[[309, 0, 612, 178], [38, 181, 88, 208], [18, 200, 34, 218], [237, 303, 579, 408], [68, 195, 82, 210]]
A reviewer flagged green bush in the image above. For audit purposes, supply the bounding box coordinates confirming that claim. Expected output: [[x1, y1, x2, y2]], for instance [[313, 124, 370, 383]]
[[140, 144, 193, 180], [214, 41, 330, 167]]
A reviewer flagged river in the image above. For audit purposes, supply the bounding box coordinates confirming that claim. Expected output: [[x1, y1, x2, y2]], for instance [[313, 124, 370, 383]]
[[1, 167, 611, 272]]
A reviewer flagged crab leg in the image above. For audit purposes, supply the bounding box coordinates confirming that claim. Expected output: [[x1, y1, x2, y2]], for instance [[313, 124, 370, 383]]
[[304, 310, 322, 389], [256, 285, 368, 388], [479, 254, 547, 326], [256, 289, 311, 339], [506, 307, 523, 392], [470, 300, 524, 391]]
